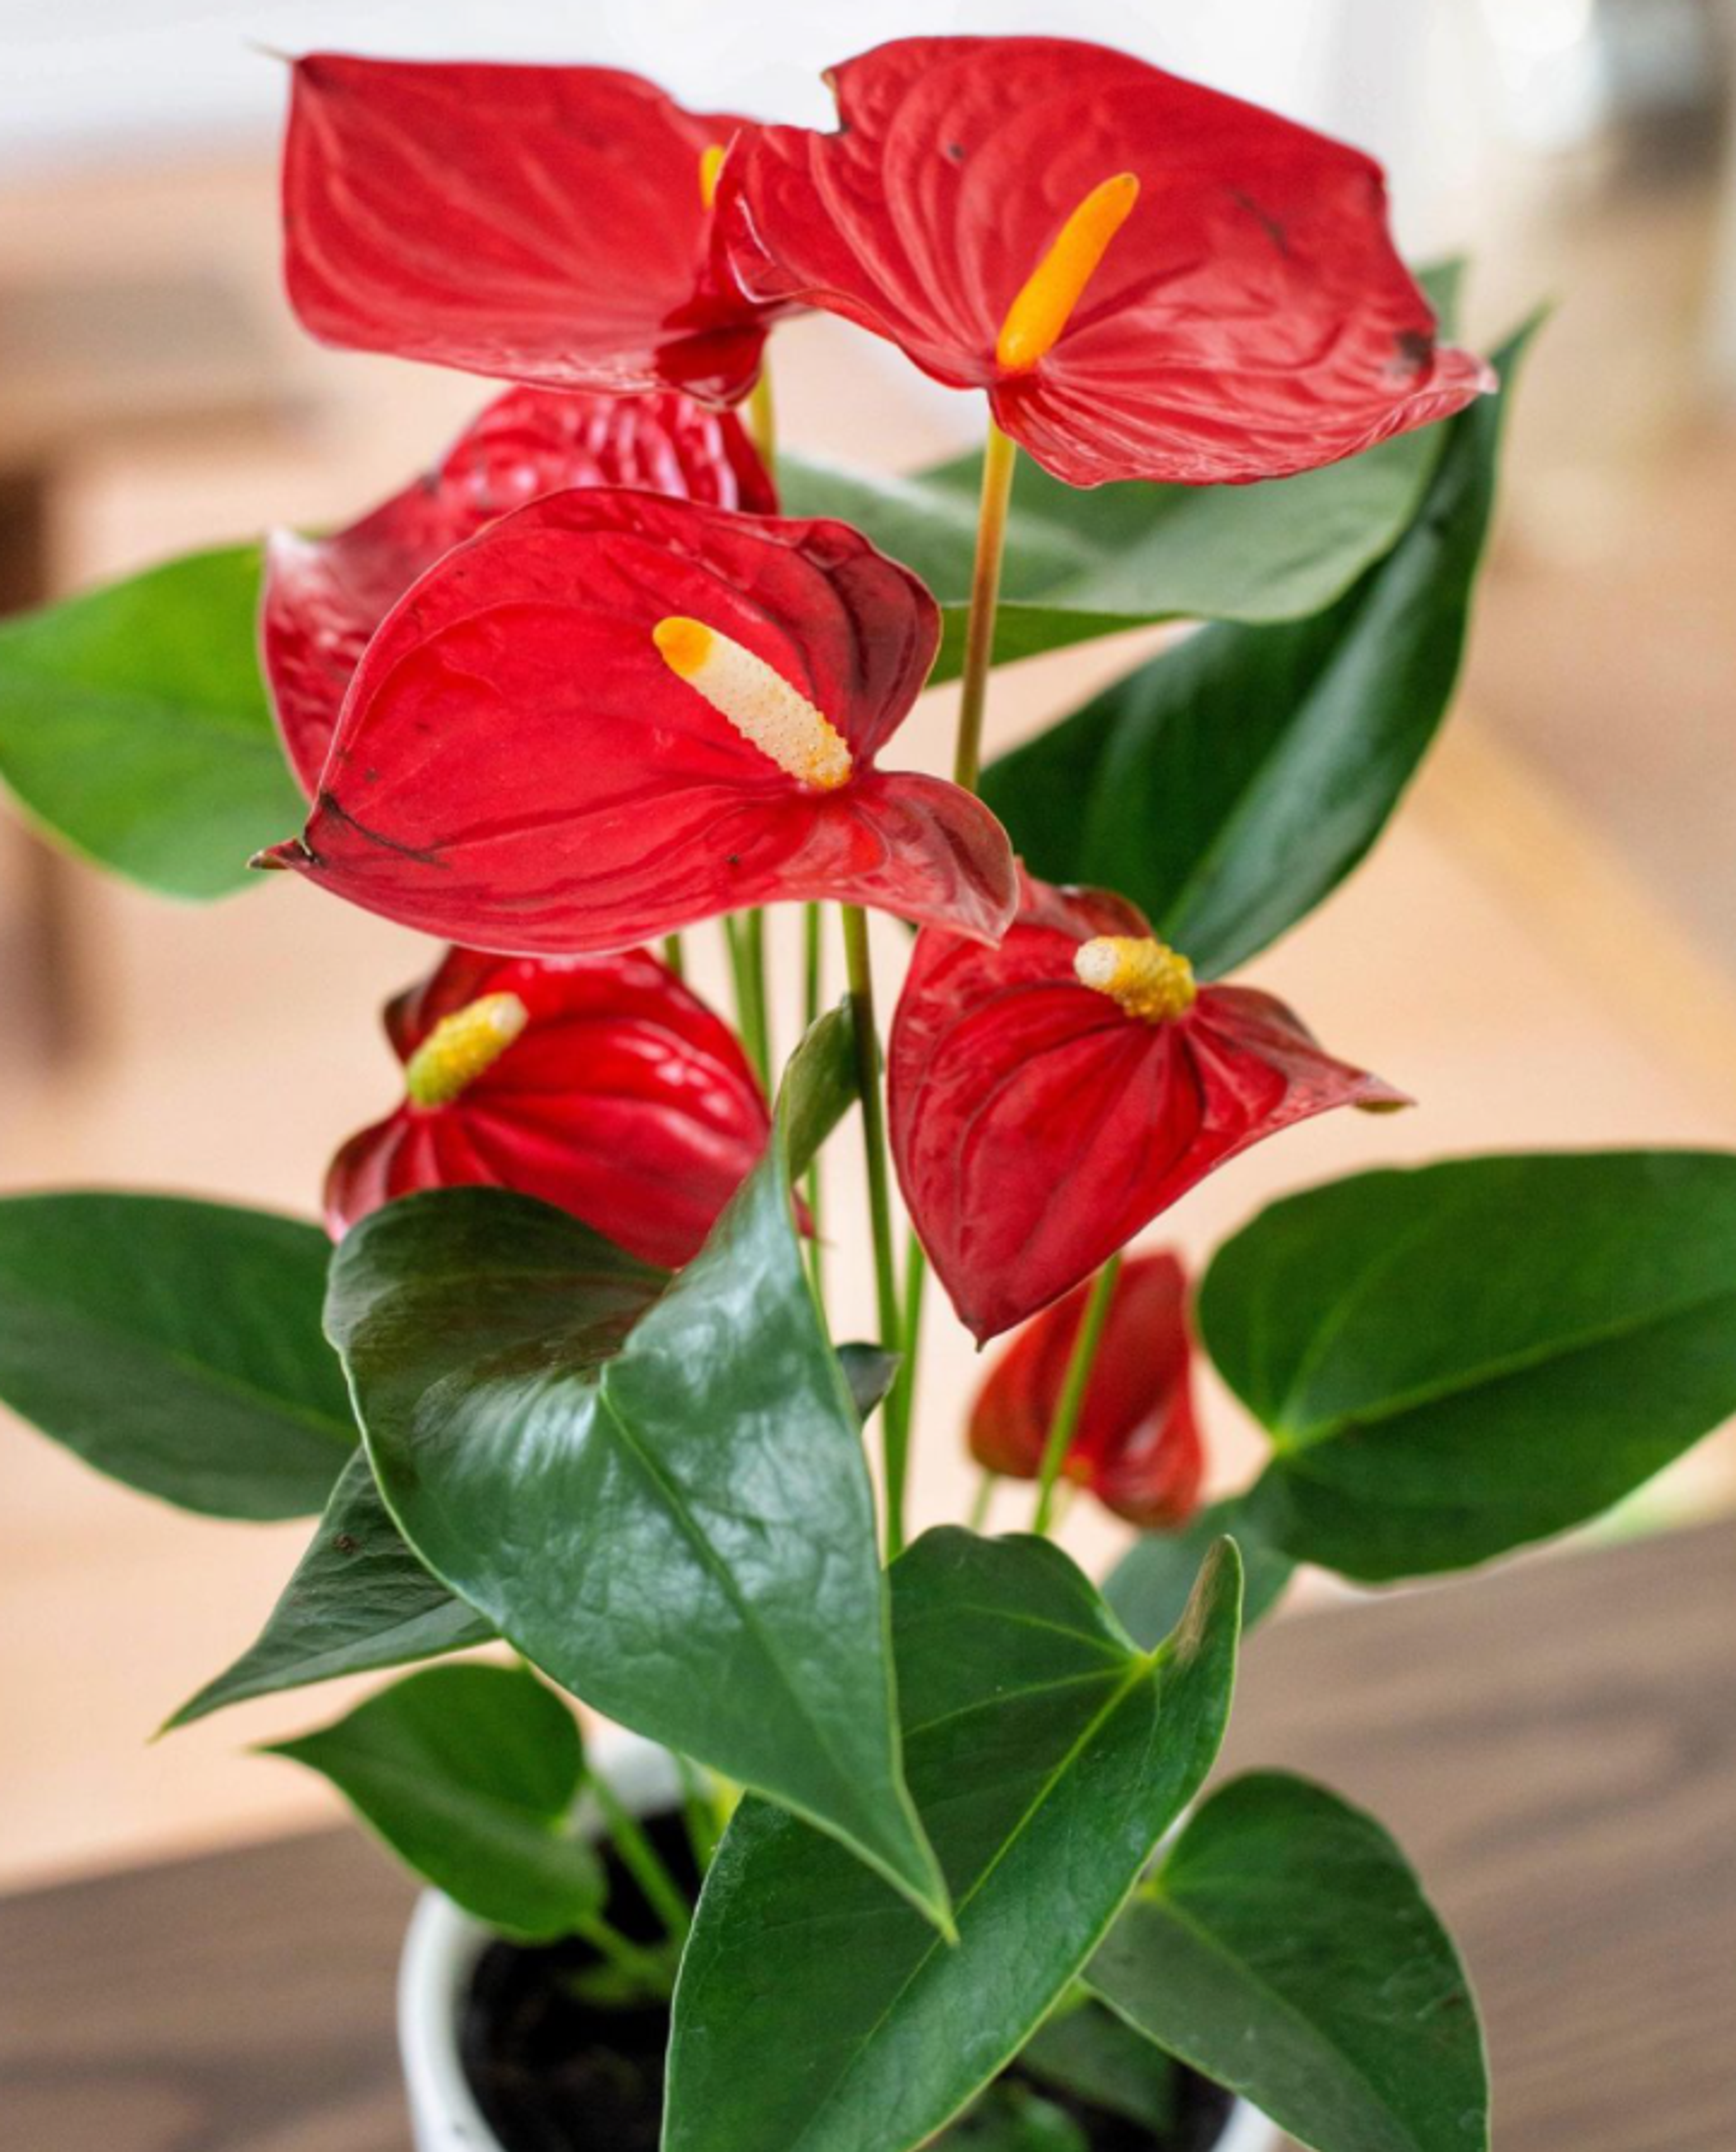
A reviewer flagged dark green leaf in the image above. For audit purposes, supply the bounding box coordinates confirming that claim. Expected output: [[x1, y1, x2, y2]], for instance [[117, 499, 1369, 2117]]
[[327, 1009, 948, 1929], [265, 1663, 604, 1940], [664, 1531, 1242, 2152], [1202, 1150, 1736, 1579], [1106, 1499, 1295, 1648], [1020, 1998, 1184, 2134], [780, 429, 1444, 686], [1089, 1772, 1485, 2152], [0, 1192, 353, 1518], [939, 2083, 1090, 2152], [836, 1342, 902, 1423], [165, 1451, 493, 1729], [0, 545, 298, 900], [979, 322, 1532, 979]]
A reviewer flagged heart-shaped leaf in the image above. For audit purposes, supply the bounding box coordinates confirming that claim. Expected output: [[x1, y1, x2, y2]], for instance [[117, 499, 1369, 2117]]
[[1106, 1499, 1294, 1649], [265, 1662, 604, 1941], [165, 1450, 493, 1729], [1088, 1772, 1486, 2152], [664, 1529, 1241, 2152], [0, 545, 297, 899], [1201, 1150, 1736, 1578], [0, 1193, 354, 1518], [327, 1010, 948, 1929], [978, 320, 1532, 980]]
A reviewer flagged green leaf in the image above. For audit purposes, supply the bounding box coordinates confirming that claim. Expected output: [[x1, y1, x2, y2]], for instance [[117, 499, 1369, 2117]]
[[1106, 1499, 1295, 1649], [0, 1192, 354, 1518], [836, 1341, 902, 1423], [165, 1451, 494, 1729], [1019, 1998, 1184, 2134], [327, 1009, 948, 1930], [1201, 1150, 1736, 1579], [1088, 1772, 1486, 2152], [780, 428, 1444, 687], [664, 1531, 1242, 2152], [939, 2083, 1090, 2152], [979, 321, 1532, 979], [0, 545, 299, 900], [265, 1663, 604, 1940]]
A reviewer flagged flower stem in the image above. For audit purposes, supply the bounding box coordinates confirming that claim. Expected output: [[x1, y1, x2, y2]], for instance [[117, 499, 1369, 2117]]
[[952, 417, 1019, 794], [803, 902, 826, 1301], [661, 932, 685, 979], [588, 1771, 693, 1943], [841, 903, 906, 1556], [570, 1911, 678, 1999], [968, 1466, 997, 1533], [882, 1232, 926, 1513], [723, 915, 771, 1086], [1032, 1255, 1122, 1537], [748, 368, 777, 473], [744, 908, 772, 1076]]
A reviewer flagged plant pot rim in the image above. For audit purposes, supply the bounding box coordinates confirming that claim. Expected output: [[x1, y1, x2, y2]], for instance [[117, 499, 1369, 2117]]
[[397, 1732, 1283, 2152]]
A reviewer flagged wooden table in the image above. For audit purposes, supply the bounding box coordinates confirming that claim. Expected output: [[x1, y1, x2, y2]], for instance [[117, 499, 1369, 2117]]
[[3, 1518, 1732, 2152]]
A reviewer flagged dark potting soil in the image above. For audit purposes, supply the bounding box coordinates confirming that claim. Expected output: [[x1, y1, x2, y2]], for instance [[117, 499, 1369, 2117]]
[[459, 1810, 1237, 2152]]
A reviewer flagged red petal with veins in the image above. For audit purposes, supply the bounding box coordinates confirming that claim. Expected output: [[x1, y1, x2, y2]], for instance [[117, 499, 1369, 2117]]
[[326, 944, 771, 1269], [889, 875, 1408, 1341], [263, 490, 1018, 953], [968, 1251, 1204, 1528], [283, 54, 791, 404], [722, 36, 1495, 487], [262, 386, 776, 799]]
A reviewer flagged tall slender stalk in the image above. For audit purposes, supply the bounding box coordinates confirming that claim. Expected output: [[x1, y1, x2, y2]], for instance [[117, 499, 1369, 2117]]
[[841, 904, 906, 1554], [1032, 1255, 1121, 1537], [589, 1772, 693, 1944], [661, 932, 685, 979], [881, 1233, 926, 1521], [748, 368, 777, 472], [802, 903, 826, 1300], [951, 419, 1019, 794]]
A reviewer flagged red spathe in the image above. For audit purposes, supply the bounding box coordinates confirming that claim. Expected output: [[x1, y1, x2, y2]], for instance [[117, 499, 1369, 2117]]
[[721, 36, 1494, 487]]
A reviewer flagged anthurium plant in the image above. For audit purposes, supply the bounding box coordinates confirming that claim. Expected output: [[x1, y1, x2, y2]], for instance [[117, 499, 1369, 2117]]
[[2, 33, 1730, 2152]]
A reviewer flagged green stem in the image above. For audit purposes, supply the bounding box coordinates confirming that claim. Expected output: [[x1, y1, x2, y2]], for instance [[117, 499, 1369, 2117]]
[[723, 916, 769, 1087], [882, 1233, 927, 1512], [589, 1773, 693, 1943], [841, 904, 906, 1555], [748, 367, 777, 473], [951, 417, 1019, 794], [743, 908, 772, 1078], [661, 933, 685, 980], [968, 1466, 997, 1533], [1032, 1256, 1122, 1537], [571, 1911, 678, 1998], [803, 903, 826, 1301], [674, 1754, 721, 1874]]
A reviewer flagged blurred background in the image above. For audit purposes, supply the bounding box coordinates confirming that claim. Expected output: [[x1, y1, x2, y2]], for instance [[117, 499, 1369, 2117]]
[[2, 0, 1734, 1888]]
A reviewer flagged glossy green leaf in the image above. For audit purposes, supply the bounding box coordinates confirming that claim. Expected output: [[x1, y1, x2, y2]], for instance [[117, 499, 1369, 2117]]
[[836, 1342, 902, 1423], [1202, 1150, 1736, 1579], [265, 1663, 604, 1940], [327, 1010, 948, 1929], [781, 427, 1443, 687], [1106, 1499, 1295, 1649], [1019, 1998, 1184, 2134], [979, 321, 1531, 979], [0, 544, 297, 900], [1089, 1772, 1485, 2152], [939, 2083, 1090, 2152], [0, 1192, 353, 1518], [664, 1530, 1242, 2152], [165, 1451, 493, 1730]]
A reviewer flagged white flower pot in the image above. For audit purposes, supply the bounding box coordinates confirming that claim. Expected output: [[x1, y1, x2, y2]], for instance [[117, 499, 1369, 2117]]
[[398, 1732, 1282, 2152]]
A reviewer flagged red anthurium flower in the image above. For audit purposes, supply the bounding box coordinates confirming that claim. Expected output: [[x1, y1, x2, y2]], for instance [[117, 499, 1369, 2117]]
[[969, 1252, 1204, 1528], [325, 943, 772, 1269], [719, 36, 1495, 486], [283, 54, 793, 405], [890, 875, 1408, 1342], [263, 385, 775, 799], [259, 491, 1019, 955]]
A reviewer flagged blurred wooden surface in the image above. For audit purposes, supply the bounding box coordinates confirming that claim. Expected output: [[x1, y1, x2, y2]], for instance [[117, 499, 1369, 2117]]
[[2, 1515, 1731, 2152]]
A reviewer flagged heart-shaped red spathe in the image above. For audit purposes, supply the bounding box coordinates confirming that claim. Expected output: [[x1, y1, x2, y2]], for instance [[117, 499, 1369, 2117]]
[[260, 491, 1019, 955], [263, 386, 776, 799], [968, 1251, 1204, 1528], [283, 54, 793, 405], [326, 944, 772, 1269], [889, 875, 1409, 1342], [720, 36, 1494, 487]]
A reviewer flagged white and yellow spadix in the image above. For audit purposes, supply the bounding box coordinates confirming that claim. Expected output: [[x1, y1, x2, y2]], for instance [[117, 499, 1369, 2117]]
[[653, 617, 854, 791]]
